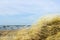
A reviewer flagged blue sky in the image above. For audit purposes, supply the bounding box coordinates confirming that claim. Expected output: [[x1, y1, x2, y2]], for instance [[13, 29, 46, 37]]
[[0, 0, 60, 25]]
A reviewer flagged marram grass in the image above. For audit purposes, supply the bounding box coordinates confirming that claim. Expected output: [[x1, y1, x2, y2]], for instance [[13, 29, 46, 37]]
[[0, 15, 60, 40]]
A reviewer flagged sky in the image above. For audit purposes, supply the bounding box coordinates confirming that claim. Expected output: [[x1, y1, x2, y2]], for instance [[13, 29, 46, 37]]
[[0, 0, 60, 25]]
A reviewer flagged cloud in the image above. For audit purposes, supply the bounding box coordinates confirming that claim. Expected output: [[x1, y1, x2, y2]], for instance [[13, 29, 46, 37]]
[[0, 0, 60, 24], [0, 0, 59, 16]]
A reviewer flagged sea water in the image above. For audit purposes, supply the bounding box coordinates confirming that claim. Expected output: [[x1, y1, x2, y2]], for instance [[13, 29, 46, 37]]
[[0, 25, 31, 30]]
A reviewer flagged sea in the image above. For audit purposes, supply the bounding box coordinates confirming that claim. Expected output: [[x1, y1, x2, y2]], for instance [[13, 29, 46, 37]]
[[0, 25, 31, 30]]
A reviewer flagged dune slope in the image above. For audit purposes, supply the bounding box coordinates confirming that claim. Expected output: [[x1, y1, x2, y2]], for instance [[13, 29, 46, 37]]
[[0, 15, 60, 40]]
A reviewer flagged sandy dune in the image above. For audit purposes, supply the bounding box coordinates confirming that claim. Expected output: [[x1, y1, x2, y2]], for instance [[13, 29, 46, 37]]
[[0, 15, 60, 40]]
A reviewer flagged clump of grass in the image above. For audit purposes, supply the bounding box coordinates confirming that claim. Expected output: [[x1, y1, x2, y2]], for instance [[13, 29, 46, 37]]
[[46, 32, 60, 40], [28, 15, 60, 40], [0, 15, 60, 40]]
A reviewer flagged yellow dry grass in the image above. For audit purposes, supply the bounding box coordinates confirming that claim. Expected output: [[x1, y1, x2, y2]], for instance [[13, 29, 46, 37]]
[[0, 15, 60, 40]]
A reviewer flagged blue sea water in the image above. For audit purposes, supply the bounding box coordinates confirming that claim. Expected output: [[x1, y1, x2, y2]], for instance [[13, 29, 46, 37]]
[[0, 25, 31, 30]]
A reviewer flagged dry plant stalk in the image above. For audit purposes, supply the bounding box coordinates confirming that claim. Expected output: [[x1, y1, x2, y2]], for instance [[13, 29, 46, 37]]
[[0, 15, 60, 40]]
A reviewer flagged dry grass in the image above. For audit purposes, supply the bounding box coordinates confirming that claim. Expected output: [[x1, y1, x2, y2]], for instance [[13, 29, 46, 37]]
[[0, 15, 60, 40]]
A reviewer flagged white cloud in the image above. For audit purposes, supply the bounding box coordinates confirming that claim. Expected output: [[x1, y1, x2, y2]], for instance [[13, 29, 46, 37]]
[[0, 0, 59, 16], [0, 0, 60, 24]]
